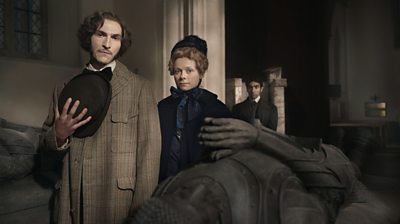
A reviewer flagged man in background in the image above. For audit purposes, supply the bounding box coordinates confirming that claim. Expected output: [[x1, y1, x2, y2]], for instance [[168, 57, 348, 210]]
[[232, 76, 278, 130]]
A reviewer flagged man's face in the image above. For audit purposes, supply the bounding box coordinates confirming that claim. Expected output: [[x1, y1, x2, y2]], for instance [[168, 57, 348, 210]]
[[90, 19, 122, 69], [173, 57, 203, 91], [247, 81, 263, 100]]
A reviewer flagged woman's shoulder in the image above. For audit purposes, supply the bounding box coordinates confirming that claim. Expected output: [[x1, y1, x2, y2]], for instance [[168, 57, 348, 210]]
[[199, 89, 224, 105], [199, 89, 231, 117], [199, 89, 218, 101]]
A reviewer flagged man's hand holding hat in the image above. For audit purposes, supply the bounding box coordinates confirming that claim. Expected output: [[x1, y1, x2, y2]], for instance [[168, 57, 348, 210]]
[[55, 98, 92, 146], [56, 68, 112, 145]]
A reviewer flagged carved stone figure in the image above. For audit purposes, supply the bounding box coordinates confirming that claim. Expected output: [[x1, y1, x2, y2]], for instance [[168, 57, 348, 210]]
[[131, 118, 397, 224]]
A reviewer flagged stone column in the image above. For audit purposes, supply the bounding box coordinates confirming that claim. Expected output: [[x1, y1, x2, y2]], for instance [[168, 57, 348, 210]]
[[225, 78, 246, 110], [162, 0, 185, 98], [265, 67, 287, 134]]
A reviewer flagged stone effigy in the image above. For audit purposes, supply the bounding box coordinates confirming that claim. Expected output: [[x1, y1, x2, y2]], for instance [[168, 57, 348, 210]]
[[131, 118, 397, 224], [0, 118, 40, 181]]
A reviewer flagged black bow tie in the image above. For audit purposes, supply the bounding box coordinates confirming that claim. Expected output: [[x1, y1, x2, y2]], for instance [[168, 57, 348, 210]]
[[82, 67, 113, 81]]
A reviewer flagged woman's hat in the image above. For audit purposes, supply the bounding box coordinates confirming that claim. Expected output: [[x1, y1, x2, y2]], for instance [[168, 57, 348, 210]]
[[58, 68, 112, 138], [171, 35, 208, 56]]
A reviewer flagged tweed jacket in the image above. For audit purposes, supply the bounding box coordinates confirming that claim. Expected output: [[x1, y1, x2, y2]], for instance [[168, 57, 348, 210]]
[[41, 61, 161, 224], [232, 97, 278, 130]]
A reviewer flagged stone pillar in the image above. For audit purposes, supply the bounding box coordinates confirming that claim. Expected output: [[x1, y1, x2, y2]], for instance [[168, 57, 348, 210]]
[[225, 78, 245, 110], [265, 67, 287, 134], [162, 0, 185, 98]]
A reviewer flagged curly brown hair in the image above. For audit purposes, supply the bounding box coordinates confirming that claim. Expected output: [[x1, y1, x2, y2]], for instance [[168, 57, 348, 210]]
[[168, 47, 209, 76], [78, 11, 132, 58]]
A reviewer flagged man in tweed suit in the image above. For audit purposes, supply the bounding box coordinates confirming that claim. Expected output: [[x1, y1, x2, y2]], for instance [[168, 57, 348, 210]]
[[232, 77, 278, 130], [41, 11, 161, 224]]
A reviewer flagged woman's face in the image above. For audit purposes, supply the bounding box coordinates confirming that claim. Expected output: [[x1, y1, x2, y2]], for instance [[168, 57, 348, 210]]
[[173, 57, 203, 91]]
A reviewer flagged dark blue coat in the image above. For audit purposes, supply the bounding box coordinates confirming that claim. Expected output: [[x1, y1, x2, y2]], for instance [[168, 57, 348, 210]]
[[158, 88, 231, 182]]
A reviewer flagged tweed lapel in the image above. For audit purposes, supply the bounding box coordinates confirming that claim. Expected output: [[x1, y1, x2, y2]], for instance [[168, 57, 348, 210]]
[[110, 60, 131, 98]]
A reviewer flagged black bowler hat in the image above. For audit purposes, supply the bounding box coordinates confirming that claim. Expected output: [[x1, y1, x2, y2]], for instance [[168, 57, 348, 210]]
[[171, 35, 208, 56], [58, 67, 112, 138]]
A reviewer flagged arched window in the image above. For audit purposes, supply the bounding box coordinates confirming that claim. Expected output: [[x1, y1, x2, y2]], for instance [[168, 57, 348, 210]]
[[0, 0, 47, 59]]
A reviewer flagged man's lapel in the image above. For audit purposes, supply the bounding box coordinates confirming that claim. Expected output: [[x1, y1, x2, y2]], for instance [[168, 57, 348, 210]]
[[110, 60, 130, 98]]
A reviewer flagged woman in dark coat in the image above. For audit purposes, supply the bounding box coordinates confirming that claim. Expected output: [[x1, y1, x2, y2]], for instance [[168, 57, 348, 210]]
[[158, 35, 231, 182]]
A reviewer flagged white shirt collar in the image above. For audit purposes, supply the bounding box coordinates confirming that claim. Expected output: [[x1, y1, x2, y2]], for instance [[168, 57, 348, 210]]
[[250, 96, 261, 103], [86, 60, 116, 72]]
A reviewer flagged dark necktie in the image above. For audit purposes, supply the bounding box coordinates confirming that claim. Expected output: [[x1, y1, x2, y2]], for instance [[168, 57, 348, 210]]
[[250, 100, 259, 123], [250, 100, 257, 109], [251, 100, 257, 113]]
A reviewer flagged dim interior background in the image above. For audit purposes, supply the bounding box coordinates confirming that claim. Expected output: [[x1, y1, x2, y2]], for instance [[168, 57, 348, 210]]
[[0, 0, 399, 223]]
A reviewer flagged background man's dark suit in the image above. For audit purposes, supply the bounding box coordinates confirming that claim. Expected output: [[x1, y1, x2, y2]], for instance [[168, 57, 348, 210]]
[[232, 98, 278, 130]]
